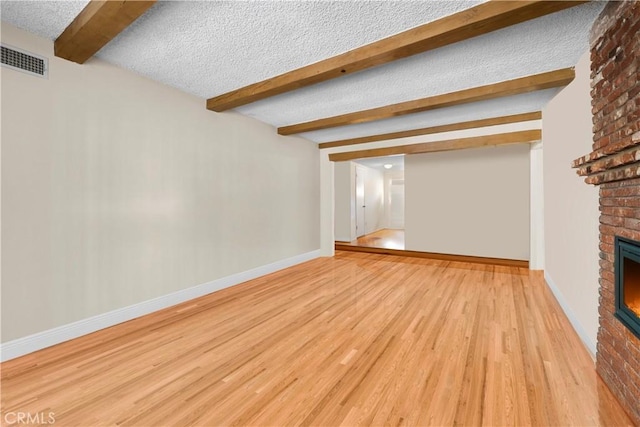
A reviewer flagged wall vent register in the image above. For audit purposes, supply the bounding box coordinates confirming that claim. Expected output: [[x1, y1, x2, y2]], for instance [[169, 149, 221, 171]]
[[1, 44, 48, 78]]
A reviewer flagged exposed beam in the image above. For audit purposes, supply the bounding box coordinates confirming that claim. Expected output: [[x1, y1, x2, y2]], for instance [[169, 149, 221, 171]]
[[318, 111, 542, 149], [55, 0, 157, 64], [327, 130, 541, 162], [281, 69, 573, 135], [206, 1, 587, 112]]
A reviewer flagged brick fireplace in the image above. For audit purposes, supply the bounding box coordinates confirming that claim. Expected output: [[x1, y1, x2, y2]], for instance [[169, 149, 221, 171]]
[[614, 236, 640, 338], [572, 1, 640, 424]]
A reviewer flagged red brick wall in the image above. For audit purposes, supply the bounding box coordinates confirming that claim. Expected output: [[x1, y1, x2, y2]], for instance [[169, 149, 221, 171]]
[[598, 179, 640, 426], [573, 1, 640, 424]]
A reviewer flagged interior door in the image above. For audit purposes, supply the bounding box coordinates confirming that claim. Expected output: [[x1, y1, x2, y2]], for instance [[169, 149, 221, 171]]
[[355, 166, 366, 238]]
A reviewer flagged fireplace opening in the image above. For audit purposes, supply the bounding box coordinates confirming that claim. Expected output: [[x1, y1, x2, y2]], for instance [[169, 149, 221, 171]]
[[615, 236, 640, 339]]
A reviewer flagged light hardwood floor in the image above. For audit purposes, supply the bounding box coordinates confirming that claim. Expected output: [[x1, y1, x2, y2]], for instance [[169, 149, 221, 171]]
[[341, 229, 405, 250], [0, 252, 633, 426]]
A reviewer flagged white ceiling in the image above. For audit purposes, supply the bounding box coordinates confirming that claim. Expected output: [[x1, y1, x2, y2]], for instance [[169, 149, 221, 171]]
[[0, 0, 89, 39], [1, 1, 604, 144], [354, 155, 404, 172]]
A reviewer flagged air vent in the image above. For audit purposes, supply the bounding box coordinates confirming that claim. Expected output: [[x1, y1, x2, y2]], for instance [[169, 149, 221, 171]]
[[1, 44, 48, 78]]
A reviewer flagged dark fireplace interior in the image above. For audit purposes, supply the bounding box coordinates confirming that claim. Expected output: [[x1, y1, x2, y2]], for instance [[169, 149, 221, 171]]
[[615, 236, 640, 339]]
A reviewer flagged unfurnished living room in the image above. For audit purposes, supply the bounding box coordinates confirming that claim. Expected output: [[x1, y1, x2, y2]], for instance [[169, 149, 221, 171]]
[[1, 0, 639, 426]]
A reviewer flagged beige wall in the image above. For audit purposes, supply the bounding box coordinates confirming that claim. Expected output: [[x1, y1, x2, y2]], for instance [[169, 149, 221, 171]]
[[543, 51, 598, 354], [320, 121, 541, 256], [405, 144, 530, 260], [333, 162, 354, 242], [1, 24, 320, 342]]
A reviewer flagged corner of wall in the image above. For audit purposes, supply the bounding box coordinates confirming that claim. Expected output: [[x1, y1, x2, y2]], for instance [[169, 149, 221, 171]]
[[544, 272, 596, 358], [542, 49, 600, 353]]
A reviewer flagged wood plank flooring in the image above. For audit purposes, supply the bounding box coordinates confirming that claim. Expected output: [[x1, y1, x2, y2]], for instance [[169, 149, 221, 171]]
[[0, 251, 633, 426], [339, 229, 405, 250]]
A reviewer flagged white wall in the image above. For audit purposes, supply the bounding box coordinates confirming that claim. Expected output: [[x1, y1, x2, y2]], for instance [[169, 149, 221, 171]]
[[405, 144, 530, 260], [363, 166, 384, 234], [334, 162, 354, 242], [1, 24, 320, 343], [384, 170, 405, 229], [334, 161, 384, 240], [543, 51, 599, 355]]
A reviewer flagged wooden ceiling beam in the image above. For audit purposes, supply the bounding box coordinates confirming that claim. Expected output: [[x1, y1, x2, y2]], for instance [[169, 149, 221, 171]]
[[327, 130, 541, 162], [206, 1, 587, 112], [280, 68, 573, 135], [55, 0, 157, 64], [318, 111, 541, 149]]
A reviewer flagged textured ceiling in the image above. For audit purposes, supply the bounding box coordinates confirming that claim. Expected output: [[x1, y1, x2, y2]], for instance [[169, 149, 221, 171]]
[[0, 0, 90, 40], [98, 1, 483, 97], [301, 89, 560, 143], [1, 1, 604, 144]]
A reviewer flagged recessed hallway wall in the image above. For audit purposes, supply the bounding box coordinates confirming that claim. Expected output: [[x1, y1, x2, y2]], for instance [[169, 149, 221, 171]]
[[405, 144, 530, 260]]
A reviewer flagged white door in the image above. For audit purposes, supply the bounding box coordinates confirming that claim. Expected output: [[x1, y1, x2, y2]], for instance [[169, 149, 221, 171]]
[[389, 179, 405, 229], [355, 166, 366, 238]]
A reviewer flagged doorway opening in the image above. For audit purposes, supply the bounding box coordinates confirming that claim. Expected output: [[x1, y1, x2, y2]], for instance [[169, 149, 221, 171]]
[[334, 155, 404, 250]]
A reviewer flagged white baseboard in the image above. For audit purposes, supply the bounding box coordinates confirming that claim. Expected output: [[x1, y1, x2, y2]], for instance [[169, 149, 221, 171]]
[[544, 272, 596, 358], [0, 250, 321, 362]]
